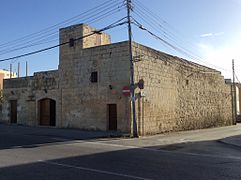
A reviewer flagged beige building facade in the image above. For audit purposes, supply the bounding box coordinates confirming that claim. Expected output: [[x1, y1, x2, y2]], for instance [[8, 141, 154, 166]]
[[2, 24, 233, 135]]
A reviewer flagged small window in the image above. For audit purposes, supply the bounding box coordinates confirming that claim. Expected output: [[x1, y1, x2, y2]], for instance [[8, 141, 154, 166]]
[[90, 72, 98, 83], [186, 79, 189, 85], [69, 38, 75, 47]]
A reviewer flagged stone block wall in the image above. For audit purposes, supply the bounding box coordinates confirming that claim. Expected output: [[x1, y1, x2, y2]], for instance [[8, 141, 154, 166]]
[[2, 70, 60, 126], [1, 23, 233, 135], [34, 70, 59, 90], [132, 42, 232, 135], [59, 24, 111, 88], [59, 41, 131, 132], [82, 24, 111, 49], [2, 77, 36, 125], [57, 24, 130, 132]]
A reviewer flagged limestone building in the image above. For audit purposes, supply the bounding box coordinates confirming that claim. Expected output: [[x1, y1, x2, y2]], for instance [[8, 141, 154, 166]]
[[2, 24, 233, 135]]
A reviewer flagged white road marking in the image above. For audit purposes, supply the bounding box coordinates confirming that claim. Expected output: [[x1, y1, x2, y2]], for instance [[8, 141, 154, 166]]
[[72, 140, 241, 161], [38, 160, 150, 180], [10, 137, 241, 161]]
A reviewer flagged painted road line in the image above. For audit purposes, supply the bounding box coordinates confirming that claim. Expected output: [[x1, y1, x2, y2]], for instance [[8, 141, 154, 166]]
[[72, 140, 241, 161], [38, 160, 151, 180]]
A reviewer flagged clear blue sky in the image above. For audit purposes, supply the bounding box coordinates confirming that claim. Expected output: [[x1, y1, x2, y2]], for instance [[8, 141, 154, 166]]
[[1, 0, 241, 79]]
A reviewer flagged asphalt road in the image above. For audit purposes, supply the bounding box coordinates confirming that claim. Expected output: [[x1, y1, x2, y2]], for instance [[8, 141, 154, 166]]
[[0, 124, 241, 180]]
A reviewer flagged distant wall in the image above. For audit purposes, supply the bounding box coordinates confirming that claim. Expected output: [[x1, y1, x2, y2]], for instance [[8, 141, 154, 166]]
[[2, 71, 60, 126]]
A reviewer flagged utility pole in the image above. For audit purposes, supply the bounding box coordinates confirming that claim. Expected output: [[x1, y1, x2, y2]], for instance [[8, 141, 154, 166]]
[[18, 62, 20, 79], [232, 59, 237, 125], [126, 0, 138, 137], [10, 64, 12, 79], [26, 61, 28, 78]]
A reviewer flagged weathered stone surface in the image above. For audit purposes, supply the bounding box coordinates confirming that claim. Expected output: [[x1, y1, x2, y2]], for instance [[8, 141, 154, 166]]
[[132, 43, 232, 135], [1, 24, 232, 136]]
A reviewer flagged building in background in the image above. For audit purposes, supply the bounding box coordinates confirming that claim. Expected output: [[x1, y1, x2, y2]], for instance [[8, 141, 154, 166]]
[[1, 24, 233, 135], [0, 69, 17, 90], [234, 83, 241, 115], [225, 79, 241, 121]]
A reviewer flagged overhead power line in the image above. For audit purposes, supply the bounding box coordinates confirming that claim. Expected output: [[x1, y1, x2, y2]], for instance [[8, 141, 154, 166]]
[[133, 8, 204, 61], [132, 0, 231, 73], [132, 17, 230, 72], [0, 1, 125, 55], [235, 73, 240, 83], [132, 19, 222, 74], [0, 5, 125, 56], [132, 20, 198, 61], [0, 18, 128, 62], [0, 0, 121, 49], [133, 0, 197, 48]]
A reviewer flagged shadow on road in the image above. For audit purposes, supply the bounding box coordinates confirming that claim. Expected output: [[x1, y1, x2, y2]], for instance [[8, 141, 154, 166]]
[[0, 124, 126, 150], [1, 124, 241, 179], [0, 142, 241, 180]]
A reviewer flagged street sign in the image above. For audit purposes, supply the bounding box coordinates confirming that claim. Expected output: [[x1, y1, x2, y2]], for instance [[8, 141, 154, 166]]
[[122, 86, 130, 96]]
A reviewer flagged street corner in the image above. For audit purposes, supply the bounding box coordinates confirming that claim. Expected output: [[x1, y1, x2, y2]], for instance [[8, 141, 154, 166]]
[[218, 135, 241, 148]]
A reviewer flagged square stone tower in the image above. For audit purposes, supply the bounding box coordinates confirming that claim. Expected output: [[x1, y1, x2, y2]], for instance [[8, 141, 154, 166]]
[[58, 24, 111, 88], [59, 23, 111, 53]]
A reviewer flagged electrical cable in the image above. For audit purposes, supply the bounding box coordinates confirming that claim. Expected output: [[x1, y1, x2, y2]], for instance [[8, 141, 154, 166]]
[[133, 7, 203, 59], [132, 19, 222, 75], [0, 5, 125, 56], [132, 0, 231, 72], [0, 0, 121, 48], [0, 18, 128, 62], [0, 3, 125, 56], [0, 2, 124, 50], [235, 73, 240, 83], [133, 7, 225, 70], [134, 0, 193, 44]]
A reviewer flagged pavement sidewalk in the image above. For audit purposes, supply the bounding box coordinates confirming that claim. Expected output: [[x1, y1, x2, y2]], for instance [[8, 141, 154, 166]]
[[1, 123, 241, 148], [102, 124, 241, 149]]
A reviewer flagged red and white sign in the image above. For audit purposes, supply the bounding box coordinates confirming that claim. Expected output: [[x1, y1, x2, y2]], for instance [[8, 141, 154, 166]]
[[122, 86, 130, 96]]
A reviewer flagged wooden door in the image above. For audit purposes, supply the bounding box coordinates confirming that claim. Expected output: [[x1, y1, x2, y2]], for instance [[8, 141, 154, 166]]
[[40, 99, 50, 126], [49, 100, 56, 126], [39, 99, 56, 126], [108, 104, 117, 131], [10, 100, 17, 123]]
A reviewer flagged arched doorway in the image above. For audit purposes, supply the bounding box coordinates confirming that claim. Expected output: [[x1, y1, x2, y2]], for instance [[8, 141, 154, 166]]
[[39, 98, 56, 126]]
